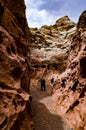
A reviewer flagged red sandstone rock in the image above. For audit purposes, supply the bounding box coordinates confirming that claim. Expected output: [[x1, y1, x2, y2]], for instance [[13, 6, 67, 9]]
[[53, 10, 86, 130], [0, 0, 34, 130]]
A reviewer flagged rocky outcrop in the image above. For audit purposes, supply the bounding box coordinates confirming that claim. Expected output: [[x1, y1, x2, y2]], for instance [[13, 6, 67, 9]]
[[0, 0, 30, 38], [0, 0, 34, 130], [53, 10, 86, 130], [30, 16, 76, 71], [29, 16, 76, 86]]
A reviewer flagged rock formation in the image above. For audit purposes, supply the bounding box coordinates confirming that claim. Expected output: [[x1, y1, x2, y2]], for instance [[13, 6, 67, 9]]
[[0, 0, 86, 129], [29, 10, 86, 130], [0, 0, 34, 130], [29, 16, 76, 87], [52, 10, 86, 130], [0, 0, 30, 37]]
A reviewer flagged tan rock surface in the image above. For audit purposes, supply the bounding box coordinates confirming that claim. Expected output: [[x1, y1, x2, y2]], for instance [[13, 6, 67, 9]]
[[30, 16, 76, 72], [29, 16, 76, 93]]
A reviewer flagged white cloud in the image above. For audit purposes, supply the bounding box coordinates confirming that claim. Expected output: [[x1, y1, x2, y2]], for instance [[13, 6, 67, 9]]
[[26, 8, 59, 28], [25, 0, 45, 9], [25, 0, 59, 28], [25, 0, 85, 28]]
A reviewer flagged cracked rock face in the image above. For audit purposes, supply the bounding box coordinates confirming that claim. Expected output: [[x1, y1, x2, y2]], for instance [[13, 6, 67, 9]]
[[53, 10, 86, 130]]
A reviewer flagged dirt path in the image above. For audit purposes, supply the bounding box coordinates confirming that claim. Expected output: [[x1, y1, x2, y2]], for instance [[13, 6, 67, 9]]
[[30, 85, 71, 130]]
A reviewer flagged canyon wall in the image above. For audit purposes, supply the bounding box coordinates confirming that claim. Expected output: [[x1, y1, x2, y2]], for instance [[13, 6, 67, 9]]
[[0, 0, 34, 130], [53, 10, 86, 130]]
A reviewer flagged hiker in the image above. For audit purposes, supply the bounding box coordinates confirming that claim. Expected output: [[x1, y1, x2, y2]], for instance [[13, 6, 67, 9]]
[[51, 78, 54, 84], [26, 95, 33, 117], [41, 79, 46, 91], [61, 78, 66, 87], [50, 78, 54, 95]]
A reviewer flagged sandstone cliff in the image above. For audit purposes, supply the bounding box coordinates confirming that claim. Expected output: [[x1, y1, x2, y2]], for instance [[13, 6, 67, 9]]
[[53, 10, 86, 130], [0, 1, 34, 130]]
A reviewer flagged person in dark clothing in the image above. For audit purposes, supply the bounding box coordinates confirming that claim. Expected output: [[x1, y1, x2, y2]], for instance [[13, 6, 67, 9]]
[[61, 78, 66, 87], [50, 78, 54, 95], [41, 79, 46, 91], [51, 78, 54, 84]]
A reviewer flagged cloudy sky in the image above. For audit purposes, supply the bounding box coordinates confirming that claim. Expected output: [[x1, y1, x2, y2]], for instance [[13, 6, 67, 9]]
[[25, 0, 86, 28]]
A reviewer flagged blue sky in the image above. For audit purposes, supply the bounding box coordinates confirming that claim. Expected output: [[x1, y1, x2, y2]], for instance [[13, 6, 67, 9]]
[[25, 0, 86, 28]]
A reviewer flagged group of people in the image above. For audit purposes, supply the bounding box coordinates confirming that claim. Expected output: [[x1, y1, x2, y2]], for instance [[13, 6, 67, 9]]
[[41, 78, 54, 94]]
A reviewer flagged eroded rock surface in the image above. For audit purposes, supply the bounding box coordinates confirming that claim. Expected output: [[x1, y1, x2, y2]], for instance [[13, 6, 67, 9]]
[[29, 16, 76, 90], [30, 16, 76, 72], [53, 10, 86, 130], [0, 0, 34, 130], [0, 0, 30, 37]]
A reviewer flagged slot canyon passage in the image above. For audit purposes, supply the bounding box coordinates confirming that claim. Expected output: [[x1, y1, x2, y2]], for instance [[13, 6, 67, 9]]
[[0, 0, 86, 130]]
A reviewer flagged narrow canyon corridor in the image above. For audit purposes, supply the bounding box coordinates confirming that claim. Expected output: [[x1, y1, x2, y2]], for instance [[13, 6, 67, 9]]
[[30, 84, 71, 130], [0, 0, 86, 129]]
